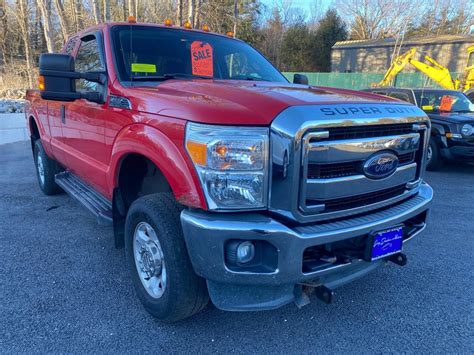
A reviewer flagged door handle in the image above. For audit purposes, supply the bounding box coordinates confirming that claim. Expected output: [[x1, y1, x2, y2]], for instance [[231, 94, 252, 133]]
[[61, 105, 66, 124]]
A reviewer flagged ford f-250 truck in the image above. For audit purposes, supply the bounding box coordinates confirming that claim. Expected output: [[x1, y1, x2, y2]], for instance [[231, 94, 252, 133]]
[[26, 21, 433, 322]]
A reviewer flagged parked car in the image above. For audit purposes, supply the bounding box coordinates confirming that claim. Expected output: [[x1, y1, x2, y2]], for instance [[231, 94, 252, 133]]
[[26, 20, 433, 322], [362, 87, 474, 170]]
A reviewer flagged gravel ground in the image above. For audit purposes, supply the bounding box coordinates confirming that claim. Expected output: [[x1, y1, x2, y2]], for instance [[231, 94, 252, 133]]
[[0, 141, 473, 353]]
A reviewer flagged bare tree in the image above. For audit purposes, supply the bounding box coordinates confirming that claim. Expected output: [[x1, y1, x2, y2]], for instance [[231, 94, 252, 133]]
[[176, 0, 183, 26], [15, 0, 34, 88], [54, 0, 70, 41], [0, 0, 7, 64], [91, 0, 101, 24], [188, 0, 195, 26], [336, 0, 417, 40], [103, 0, 111, 22], [37, 0, 55, 52], [233, 0, 238, 36]]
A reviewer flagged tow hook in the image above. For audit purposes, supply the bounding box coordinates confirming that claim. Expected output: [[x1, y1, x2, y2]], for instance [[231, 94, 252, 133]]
[[389, 252, 408, 266], [315, 285, 335, 304], [294, 284, 335, 307]]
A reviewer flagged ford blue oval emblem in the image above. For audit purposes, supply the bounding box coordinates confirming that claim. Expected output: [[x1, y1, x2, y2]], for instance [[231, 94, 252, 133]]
[[363, 152, 399, 179]]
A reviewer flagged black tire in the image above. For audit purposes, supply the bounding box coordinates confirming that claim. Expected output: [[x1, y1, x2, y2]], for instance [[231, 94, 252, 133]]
[[426, 138, 442, 171], [33, 139, 62, 195], [125, 193, 209, 322]]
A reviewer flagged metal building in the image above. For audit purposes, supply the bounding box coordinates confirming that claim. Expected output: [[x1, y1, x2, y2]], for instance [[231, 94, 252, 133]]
[[331, 35, 474, 73]]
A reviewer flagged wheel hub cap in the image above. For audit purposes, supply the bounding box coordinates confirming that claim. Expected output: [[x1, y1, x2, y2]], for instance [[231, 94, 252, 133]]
[[133, 222, 166, 299]]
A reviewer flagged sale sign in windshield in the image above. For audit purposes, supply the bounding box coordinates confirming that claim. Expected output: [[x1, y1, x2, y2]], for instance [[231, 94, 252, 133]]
[[191, 41, 214, 77]]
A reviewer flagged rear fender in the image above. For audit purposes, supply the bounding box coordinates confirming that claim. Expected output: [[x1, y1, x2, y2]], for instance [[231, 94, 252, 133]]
[[108, 124, 206, 209]]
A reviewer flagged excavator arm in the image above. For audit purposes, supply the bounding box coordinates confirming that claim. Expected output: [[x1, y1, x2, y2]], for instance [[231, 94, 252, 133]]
[[409, 56, 457, 90], [376, 48, 417, 87]]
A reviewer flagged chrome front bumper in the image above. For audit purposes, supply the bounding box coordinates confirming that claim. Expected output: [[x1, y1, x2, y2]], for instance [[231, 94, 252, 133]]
[[180, 183, 433, 311]]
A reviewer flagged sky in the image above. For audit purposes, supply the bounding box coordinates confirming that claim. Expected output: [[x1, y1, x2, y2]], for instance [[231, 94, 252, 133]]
[[260, 0, 333, 18]]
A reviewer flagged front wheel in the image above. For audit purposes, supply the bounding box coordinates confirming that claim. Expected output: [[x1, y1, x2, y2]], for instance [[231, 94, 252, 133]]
[[426, 139, 442, 171], [34, 139, 62, 195], [125, 193, 209, 322]]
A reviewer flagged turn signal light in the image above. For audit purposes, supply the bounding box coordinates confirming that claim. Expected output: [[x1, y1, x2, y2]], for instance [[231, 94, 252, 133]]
[[186, 140, 207, 166], [184, 21, 192, 29], [164, 19, 173, 26], [202, 24, 210, 32], [38, 75, 45, 91], [127, 15, 136, 23]]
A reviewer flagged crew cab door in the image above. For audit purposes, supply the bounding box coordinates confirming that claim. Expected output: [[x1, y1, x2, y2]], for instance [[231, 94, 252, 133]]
[[47, 37, 78, 167], [61, 33, 109, 195]]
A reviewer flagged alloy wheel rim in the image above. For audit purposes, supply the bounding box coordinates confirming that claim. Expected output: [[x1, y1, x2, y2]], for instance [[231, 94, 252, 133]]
[[37, 155, 45, 186], [133, 221, 167, 299]]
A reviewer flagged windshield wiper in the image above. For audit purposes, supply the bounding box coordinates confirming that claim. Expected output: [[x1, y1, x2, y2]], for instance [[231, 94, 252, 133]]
[[130, 73, 212, 81], [234, 76, 271, 82]]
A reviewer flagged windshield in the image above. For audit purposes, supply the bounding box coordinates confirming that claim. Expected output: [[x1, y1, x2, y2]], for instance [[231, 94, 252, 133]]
[[415, 90, 474, 113], [110, 25, 287, 85]]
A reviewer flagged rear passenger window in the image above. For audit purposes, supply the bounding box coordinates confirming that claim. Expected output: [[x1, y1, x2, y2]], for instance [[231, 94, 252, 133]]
[[75, 35, 105, 92], [389, 92, 411, 103], [64, 38, 77, 55]]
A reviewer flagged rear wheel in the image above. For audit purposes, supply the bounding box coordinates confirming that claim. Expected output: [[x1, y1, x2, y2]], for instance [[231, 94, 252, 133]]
[[426, 138, 442, 171], [125, 193, 209, 322], [34, 139, 62, 195]]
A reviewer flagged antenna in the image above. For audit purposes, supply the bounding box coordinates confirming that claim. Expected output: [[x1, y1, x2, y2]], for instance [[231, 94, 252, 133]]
[[130, 18, 133, 85]]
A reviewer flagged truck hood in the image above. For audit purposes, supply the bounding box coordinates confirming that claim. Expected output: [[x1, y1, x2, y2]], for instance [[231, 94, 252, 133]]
[[427, 111, 474, 123], [124, 80, 398, 125]]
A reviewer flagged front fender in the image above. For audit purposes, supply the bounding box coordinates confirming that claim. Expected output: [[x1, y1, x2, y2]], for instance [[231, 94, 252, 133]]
[[107, 123, 206, 209], [431, 123, 448, 148]]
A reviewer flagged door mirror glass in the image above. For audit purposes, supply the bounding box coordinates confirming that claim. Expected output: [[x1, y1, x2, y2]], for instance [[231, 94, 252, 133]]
[[293, 73, 309, 85]]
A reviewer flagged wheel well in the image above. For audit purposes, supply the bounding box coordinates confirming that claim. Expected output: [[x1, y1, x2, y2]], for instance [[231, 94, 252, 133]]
[[29, 116, 40, 152], [117, 154, 172, 212]]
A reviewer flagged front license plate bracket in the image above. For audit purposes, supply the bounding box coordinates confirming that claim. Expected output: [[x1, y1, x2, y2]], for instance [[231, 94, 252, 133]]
[[365, 226, 404, 261]]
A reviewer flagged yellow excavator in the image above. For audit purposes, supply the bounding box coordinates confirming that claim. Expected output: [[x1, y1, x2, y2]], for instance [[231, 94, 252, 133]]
[[375, 46, 474, 100]]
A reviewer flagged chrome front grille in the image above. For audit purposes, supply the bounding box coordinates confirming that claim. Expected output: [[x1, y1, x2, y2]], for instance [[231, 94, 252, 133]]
[[314, 123, 415, 141], [307, 152, 415, 179], [269, 103, 430, 224], [300, 128, 426, 216]]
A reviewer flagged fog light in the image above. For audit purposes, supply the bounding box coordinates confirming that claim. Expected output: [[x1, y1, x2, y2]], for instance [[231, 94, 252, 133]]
[[236, 241, 255, 264]]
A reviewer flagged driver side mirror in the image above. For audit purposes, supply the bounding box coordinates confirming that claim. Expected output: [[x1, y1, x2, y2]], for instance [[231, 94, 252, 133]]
[[293, 73, 309, 85], [39, 53, 106, 103]]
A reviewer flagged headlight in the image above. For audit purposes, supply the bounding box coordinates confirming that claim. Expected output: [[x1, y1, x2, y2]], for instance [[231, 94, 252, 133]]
[[461, 124, 473, 137], [185, 122, 269, 210]]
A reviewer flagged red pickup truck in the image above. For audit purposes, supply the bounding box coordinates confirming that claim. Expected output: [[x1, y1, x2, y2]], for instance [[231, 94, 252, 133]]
[[26, 21, 433, 322]]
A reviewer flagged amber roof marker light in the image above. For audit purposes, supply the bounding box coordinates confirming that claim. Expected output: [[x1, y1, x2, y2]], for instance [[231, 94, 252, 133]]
[[164, 19, 173, 26], [202, 24, 210, 32], [226, 31, 234, 37], [184, 21, 192, 29], [127, 15, 136, 23]]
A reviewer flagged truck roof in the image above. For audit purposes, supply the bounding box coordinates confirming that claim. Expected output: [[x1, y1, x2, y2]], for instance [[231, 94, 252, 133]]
[[67, 21, 238, 42]]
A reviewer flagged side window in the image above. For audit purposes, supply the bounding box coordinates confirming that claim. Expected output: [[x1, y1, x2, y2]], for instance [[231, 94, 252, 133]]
[[64, 38, 77, 55], [389, 92, 410, 103], [75, 36, 105, 92], [467, 52, 474, 68]]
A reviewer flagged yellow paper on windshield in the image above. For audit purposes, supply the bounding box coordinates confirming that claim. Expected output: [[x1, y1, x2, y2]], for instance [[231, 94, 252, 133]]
[[422, 105, 433, 110], [131, 63, 156, 73]]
